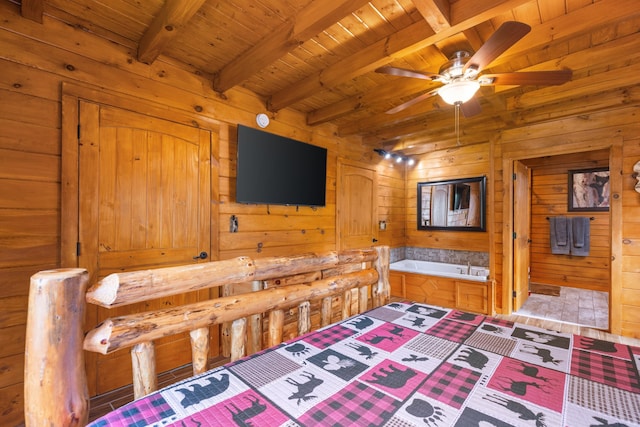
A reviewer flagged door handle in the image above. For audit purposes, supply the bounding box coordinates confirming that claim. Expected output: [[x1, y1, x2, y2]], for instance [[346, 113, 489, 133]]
[[372, 238, 378, 243], [193, 251, 208, 260]]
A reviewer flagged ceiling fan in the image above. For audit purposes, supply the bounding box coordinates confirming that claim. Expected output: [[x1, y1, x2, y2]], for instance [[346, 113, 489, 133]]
[[376, 21, 572, 119]]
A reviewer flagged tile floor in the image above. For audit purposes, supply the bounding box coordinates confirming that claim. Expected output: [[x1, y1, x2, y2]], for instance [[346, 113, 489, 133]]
[[514, 285, 609, 329]]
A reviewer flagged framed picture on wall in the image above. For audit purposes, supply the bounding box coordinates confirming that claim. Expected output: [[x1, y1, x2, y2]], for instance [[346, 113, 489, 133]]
[[568, 167, 610, 211]]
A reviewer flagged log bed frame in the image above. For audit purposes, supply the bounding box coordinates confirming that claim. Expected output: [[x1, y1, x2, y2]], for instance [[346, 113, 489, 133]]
[[24, 246, 390, 426]]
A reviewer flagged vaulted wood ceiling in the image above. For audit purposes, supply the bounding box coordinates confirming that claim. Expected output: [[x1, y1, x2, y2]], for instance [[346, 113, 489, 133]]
[[21, 0, 640, 154]]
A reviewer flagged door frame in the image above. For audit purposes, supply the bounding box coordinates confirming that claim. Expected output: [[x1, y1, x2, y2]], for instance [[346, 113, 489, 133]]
[[501, 137, 622, 333]]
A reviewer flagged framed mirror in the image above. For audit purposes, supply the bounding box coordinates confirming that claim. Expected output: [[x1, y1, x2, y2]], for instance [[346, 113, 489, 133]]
[[417, 176, 486, 231]]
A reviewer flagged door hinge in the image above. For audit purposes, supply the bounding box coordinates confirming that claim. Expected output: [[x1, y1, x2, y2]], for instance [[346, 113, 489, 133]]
[[513, 173, 517, 180], [513, 232, 517, 239], [77, 124, 81, 139], [513, 291, 517, 298], [76, 242, 81, 256]]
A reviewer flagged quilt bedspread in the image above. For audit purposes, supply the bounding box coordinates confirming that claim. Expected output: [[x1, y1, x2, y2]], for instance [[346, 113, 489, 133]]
[[88, 302, 640, 426]]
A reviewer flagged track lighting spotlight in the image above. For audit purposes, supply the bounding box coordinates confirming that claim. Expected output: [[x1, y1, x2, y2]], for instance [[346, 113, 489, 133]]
[[373, 148, 414, 166]]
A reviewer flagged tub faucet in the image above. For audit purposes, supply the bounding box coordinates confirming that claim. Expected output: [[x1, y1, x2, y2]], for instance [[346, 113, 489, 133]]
[[467, 261, 471, 275]]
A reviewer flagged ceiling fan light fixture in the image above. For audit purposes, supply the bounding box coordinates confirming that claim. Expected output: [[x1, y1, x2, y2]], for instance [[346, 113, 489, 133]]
[[438, 80, 480, 105]]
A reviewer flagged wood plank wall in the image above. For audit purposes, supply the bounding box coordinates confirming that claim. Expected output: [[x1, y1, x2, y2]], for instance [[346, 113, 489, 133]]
[[405, 142, 492, 253], [0, 3, 391, 425], [525, 150, 610, 292], [375, 162, 406, 249]]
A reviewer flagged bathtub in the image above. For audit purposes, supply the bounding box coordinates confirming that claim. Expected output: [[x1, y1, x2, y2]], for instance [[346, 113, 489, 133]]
[[389, 259, 490, 282]]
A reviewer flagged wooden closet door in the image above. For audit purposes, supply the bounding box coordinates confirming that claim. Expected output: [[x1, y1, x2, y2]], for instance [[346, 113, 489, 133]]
[[337, 162, 377, 250], [513, 160, 531, 311], [78, 101, 214, 395]]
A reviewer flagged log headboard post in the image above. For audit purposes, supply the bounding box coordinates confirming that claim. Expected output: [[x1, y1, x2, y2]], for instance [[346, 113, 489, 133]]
[[373, 245, 390, 306], [24, 268, 90, 426]]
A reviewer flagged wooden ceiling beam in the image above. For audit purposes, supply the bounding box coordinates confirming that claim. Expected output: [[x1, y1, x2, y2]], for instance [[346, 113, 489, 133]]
[[308, 68, 445, 126], [508, 62, 640, 111], [213, 0, 371, 93], [339, 0, 640, 138], [21, 0, 44, 23], [307, 45, 447, 125], [137, 0, 207, 65], [363, 107, 505, 142], [412, 0, 451, 32], [270, 0, 531, 112], [339, 89, 449, 136]]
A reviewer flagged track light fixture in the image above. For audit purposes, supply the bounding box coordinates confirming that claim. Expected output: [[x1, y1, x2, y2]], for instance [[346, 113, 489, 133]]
[[373, 149, 414, 166]]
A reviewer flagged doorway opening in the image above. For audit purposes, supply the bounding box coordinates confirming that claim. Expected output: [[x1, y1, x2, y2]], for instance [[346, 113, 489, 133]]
[[511, 149, 611, 330]]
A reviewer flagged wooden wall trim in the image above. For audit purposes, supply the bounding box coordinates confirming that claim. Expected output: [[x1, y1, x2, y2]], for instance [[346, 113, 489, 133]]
[[609, 143, 623, 335]]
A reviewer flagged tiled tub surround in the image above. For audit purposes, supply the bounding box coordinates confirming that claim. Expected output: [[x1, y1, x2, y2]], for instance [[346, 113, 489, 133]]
[[401, 247, 489, 267]]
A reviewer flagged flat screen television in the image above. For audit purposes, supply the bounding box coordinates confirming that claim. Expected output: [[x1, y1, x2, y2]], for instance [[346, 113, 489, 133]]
[[236, 124, 327, 207]]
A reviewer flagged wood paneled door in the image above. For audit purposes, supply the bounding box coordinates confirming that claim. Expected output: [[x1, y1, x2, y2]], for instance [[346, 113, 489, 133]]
[[66, 97, 217, 395], [337, 161, 378, 250], [513, 161, 532, 311]]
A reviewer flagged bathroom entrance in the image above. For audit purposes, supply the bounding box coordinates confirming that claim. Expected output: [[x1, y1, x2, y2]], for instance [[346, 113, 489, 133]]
[[509, 149, 613, 329]]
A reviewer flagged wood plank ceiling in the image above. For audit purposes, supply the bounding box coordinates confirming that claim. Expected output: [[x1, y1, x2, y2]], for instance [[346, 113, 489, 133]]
[[20, 0, 640, 154]]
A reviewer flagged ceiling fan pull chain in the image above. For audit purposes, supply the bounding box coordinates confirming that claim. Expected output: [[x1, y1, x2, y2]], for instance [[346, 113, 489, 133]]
[[455, 102, 461, 145]]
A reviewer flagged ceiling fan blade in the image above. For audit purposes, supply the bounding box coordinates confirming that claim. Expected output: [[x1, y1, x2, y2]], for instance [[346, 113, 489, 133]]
[[463, 21, 531, 74], [460, 98, 482, 117], [376, 66, 441, 81], [385, 89, 439, 114], [481, 70, 572, 86]]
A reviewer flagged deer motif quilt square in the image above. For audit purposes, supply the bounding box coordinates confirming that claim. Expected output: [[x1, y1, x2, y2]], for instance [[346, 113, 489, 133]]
[[511, 326, 571, 349], [184, 389, 290, 427], [488, 357, 566, 412], [258, 365, 344, 419], [512, 340, 570, 372], [462, 386, 563, 427]]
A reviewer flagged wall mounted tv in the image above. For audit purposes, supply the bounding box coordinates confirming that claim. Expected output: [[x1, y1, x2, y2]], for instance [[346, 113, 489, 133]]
[[236, 124, 327, 207]]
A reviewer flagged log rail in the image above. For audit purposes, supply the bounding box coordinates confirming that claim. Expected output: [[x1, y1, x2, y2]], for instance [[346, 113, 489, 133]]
[[24, 246, 390, 426]]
